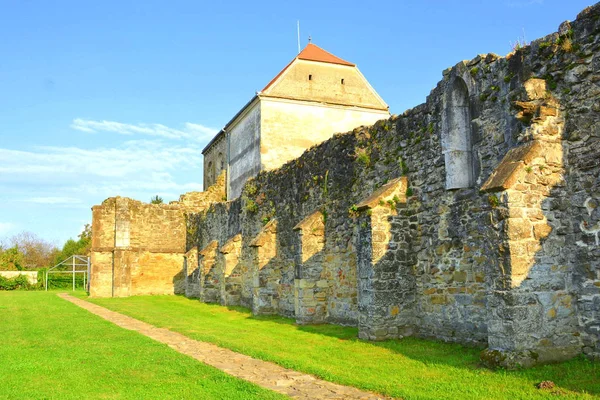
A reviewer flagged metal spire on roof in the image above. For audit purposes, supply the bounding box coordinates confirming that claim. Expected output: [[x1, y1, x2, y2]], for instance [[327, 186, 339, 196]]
[[297, 21, 301, 53], [308, 36, 312, 44]]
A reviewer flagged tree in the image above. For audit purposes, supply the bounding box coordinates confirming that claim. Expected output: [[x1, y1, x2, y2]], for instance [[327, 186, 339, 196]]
[[78, 223, 91, 242], [3, 232, 58, 270], [0, 246, 25, 271], [52, 224, 92, 266], [150, 195, 164, 204]]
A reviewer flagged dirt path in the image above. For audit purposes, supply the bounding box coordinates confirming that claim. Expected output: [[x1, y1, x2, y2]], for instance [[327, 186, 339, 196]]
[[58, 293, 389, 399]]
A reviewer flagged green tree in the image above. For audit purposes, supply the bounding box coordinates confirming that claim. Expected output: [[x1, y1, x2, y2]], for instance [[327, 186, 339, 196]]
[[53, 224, 92, 266], [78, 223, 91, 242], [0, 246, 25, 271]]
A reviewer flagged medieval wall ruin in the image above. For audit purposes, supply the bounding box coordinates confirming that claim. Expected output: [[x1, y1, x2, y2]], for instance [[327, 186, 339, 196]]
[[181, 5, 600, 367], [89, 174, 225, 298]]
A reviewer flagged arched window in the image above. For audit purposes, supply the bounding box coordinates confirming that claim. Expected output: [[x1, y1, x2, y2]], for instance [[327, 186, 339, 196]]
[[442, 77, 473, 189]]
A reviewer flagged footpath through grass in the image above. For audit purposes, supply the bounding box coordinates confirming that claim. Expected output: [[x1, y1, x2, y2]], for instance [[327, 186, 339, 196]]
[[0, 291, 285, 400], [86, 294, 600, 400]]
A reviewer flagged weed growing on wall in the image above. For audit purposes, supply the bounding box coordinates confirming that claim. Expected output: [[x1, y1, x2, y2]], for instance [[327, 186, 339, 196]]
[[245, 199, 258, 213]]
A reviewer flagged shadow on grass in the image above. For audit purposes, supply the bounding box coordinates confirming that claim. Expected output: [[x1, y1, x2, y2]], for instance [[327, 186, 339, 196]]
[[95, 295, 599, 397], [220, 303, 599, 396]]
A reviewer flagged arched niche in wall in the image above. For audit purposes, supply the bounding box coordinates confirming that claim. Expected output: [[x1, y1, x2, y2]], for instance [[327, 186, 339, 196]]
[[207, 161, 213, 186], [441, 77, 473, 190], [217, 152, 225, 172]]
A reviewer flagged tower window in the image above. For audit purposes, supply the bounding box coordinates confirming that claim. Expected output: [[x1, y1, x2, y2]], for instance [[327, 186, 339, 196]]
[[308, 74, 312, 80], [341, 79, 345, 84]]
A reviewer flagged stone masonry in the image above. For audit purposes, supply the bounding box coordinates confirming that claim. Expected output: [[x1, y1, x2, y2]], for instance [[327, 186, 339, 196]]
[[90, 173, 225, 298], [92, 4, 600, 368]]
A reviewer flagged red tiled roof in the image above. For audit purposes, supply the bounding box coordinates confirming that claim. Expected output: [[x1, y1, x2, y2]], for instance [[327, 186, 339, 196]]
[[297, 43, 355, 66], [262, 44, 354, 91]]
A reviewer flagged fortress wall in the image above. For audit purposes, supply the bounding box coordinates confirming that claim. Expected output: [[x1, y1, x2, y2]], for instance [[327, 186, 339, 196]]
[[185, 3, 600, 366], [89, 173, 225, 297]]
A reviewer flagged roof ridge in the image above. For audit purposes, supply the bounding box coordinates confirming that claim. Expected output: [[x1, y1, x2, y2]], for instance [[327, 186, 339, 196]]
[[297, 43, 355, 67], [261, 44, 354, 92]]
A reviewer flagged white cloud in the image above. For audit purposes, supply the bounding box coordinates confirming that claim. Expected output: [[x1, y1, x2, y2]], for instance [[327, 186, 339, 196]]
[[70, 118, 218, 141], [0, 118, 212, 244], [0, 140, 203, 179], [0, 138, 205, 205]]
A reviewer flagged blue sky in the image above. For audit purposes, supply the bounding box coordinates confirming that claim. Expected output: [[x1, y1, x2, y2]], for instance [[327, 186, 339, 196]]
[[0, 0, 592, 246]]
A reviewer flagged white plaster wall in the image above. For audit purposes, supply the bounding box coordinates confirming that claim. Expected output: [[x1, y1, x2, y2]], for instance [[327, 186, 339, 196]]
[[228, 102, 261, 199], [260, 98, 389, 171]]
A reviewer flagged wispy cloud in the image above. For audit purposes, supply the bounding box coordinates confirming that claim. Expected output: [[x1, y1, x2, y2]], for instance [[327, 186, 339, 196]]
[[0, 140, 202, 179], [0, 139, 204, 200], [70, 118, 218, 141], [0, 118, 211, 243]]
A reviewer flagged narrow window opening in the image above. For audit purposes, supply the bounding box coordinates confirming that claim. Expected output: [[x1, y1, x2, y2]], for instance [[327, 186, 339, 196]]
[[442, 77, 474, 189], [308, 74, 312, 81], [341, 78, 345, 84]]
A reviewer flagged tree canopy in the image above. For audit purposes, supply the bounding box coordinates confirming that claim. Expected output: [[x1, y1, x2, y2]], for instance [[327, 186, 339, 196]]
[[52, 224, 91, 266], [0, 224, 91, 270]]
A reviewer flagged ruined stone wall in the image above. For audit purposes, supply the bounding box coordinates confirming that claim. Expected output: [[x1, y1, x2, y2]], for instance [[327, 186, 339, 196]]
[[182, 4, 600, 366], [90, 173, 225, 298]]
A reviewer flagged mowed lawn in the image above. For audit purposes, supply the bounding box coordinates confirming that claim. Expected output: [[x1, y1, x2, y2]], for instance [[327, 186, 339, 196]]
[[86, 294, 600, 400], [0, 291, 285, 400]]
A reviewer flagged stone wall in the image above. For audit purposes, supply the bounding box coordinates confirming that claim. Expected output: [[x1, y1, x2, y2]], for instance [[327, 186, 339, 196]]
[[89, 173, 225, 298], [184, 3, 600, 367]]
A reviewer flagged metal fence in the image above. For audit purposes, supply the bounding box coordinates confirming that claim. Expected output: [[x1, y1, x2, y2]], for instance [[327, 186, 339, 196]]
[[45, 255, 90, 291]]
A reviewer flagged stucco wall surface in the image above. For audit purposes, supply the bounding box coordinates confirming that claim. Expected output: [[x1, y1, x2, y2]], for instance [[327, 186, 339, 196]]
[[228, 102, 261, 200], [260, 98, 389, 171]]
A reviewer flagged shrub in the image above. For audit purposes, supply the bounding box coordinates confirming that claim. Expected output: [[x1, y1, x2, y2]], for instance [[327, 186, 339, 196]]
[[0, 274, 33, 290], [488, 194, 500, 208], [246, 183, 258, 197], [245, 199, 258, 214], [356, 149, 370, 166], [44, 273, 86, 290], [150, 195, 163, 204]]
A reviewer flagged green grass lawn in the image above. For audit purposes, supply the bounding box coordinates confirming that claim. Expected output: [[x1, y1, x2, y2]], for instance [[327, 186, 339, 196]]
[[85, 294, 600, 400], [0, 291, 285, 400]]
